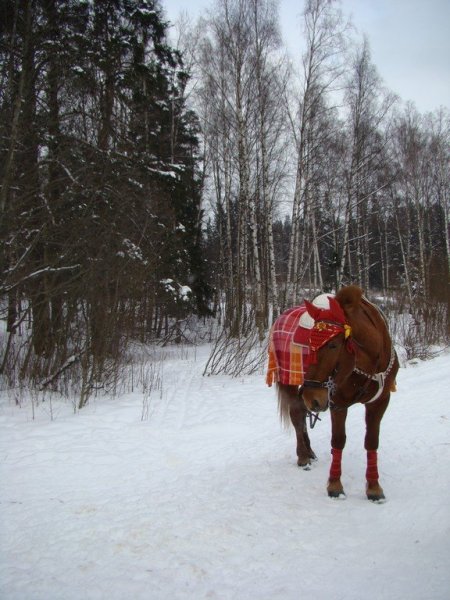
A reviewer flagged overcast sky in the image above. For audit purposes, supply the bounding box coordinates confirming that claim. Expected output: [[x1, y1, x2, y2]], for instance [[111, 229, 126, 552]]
[[162, 0, 450, 114]]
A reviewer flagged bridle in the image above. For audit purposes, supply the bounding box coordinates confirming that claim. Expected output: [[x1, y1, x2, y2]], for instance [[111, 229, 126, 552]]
[[302, 376, 337, 427], [301, 375, 337, 401], [299, 318, 347, 426], [300, 317, 397, 421]]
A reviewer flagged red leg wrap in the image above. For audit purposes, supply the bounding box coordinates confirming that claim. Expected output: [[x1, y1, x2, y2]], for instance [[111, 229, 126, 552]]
[[329, 448, 343, 480], [366, 450, 379, 482]]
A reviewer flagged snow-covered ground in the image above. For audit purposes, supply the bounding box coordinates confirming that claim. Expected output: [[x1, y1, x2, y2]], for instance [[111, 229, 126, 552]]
[[1, 345, 449, 600]]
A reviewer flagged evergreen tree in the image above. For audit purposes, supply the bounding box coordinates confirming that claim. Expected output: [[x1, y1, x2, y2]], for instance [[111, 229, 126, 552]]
[[0, 0, 210, 398]]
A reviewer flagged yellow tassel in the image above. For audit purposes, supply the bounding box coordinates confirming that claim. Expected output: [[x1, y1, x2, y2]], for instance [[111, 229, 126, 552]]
[[344, 324, 352, 339]]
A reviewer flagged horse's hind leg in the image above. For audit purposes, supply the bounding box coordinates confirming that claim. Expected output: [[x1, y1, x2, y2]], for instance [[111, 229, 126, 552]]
[[278, 384, 315, 468], [301, 415, 317, 461], [291, 398, 316, 468]]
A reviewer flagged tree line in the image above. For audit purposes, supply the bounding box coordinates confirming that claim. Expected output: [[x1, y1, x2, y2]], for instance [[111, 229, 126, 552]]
[[0, 0, 211, 402], [1, 0, 449, 399], [194, 0, 449, 337]]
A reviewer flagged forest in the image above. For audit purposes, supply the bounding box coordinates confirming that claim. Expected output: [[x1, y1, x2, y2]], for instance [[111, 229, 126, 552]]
[[1, 0, 449, 406]]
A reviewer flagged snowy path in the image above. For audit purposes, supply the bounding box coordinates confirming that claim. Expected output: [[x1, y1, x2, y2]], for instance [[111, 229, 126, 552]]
[[1, 347, 449, 600]]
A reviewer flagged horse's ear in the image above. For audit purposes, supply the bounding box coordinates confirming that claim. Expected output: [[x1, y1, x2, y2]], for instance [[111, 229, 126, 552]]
[[304, 299, 321, 321], [329, 296, 346, 323]]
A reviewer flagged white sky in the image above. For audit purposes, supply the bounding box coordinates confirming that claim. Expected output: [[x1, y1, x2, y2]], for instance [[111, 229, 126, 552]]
[[162, 0, 450, 114]]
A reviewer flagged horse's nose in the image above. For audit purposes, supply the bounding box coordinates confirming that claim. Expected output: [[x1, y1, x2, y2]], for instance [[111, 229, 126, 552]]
[[311, 396, 328, 413], [312, 398, 321, 412]]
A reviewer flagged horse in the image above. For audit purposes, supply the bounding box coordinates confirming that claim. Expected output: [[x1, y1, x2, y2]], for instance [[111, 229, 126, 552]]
[[267, 285, 398, 502]]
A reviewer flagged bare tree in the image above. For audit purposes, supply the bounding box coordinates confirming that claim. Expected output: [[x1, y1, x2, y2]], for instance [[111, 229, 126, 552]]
[[198, 0, 288, 338], [391, 104, 449, 308], [337, 36, 396, 289], [285, 0, 347, 304]]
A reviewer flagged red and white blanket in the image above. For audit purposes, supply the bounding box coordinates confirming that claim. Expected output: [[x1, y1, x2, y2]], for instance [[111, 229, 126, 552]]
[[266, 305, 313, 387]]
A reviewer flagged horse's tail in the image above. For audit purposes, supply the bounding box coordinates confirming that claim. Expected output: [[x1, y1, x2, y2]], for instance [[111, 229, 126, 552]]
[[276, 382, 292, 430]]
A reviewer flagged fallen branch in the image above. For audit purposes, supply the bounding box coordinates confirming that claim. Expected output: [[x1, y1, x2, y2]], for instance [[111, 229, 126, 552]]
[[39, 351, 85, 390]]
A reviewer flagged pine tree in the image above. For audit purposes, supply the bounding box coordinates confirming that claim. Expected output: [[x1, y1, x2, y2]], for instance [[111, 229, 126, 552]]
[[0, 0, 210, 397]]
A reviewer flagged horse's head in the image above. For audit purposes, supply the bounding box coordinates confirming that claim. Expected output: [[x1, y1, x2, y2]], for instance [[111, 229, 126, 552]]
[[301, 295, 356, 413]]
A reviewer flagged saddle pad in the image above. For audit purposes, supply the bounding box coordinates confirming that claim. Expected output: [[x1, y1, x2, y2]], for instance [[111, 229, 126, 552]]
[[266, 305, 312, 387]]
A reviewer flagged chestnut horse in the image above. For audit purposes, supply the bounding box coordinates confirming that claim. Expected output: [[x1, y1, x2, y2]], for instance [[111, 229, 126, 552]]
[[274, 286, 398, 501]]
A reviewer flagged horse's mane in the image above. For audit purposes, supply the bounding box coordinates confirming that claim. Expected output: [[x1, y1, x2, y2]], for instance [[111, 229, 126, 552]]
[[335, 285, 364, 312], [336, 285, 391, 371], [336, 286, 387, 330]]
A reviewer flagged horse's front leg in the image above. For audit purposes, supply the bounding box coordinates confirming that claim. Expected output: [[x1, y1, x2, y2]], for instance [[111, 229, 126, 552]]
[[328, 408, 348, 498], [364, 395, 390, 502]]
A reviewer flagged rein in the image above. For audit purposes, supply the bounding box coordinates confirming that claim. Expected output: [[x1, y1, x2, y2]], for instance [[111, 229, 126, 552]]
[[306, 410, 322, 429]]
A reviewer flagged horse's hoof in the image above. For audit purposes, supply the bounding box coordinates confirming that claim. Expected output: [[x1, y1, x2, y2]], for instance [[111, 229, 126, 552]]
[[367, 492, 386, 503], [366, 481, 386, 504], [366, 482, 386, 503], [328, 490, 346, 499], [327, 479, 345, 498], [297, 458, 311, 470]]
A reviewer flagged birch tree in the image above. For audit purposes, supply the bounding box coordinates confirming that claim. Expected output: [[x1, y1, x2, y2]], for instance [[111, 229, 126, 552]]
[[285, 0, 347, 304], [199, 0, 287, 336], [337, 37, 396, 289], [428, 108, 450, 319], [391, 105, 449, 307]]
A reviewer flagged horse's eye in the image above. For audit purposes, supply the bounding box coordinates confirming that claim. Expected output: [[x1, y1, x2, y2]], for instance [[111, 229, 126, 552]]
[[328, 341, 338, 349]]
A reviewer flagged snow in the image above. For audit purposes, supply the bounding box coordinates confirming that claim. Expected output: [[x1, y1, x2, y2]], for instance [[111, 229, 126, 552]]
[[121, 239, 145, 263], [160, 279, 191, 300], [179, 285, 192, 300], [1, 345, 449, 600]]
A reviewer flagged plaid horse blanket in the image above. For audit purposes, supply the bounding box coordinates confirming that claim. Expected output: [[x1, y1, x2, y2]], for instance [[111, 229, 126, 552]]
[[266, 305, 312, 387]]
